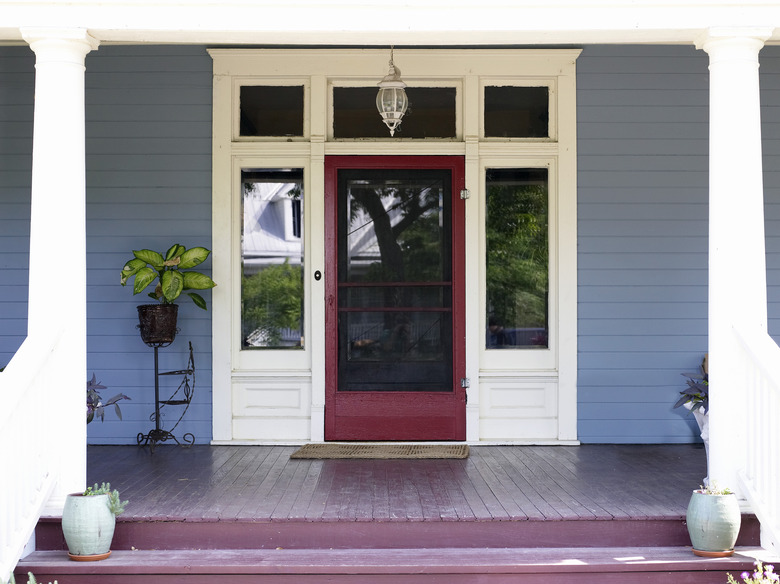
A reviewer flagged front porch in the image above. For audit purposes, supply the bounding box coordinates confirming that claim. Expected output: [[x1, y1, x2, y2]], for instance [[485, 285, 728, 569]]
[[19, 444, 767, 583]]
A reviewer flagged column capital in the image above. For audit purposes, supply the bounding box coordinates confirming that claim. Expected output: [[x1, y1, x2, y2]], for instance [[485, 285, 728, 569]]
[[695, 27, 772, 55], [21, 27, 99, 60]]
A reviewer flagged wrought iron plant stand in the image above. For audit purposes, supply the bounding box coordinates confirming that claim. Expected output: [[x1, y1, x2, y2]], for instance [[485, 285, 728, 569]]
[[136, 338, 196, 452]]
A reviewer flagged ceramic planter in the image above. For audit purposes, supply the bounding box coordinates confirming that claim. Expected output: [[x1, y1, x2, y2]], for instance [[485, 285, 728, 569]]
[[686, 489, 741, 557], [61, 493, 116, 561], [684, 402, 709, 484]]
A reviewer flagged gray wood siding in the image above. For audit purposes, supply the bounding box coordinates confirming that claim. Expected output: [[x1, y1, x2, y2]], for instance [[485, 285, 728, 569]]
[[84, 46, 214, 444], [0, 47, 33, 366], [577, 45, 709, 443], [4, 44, 780, 444], [577, 44, 780, 443], [0, 45, 213, 444]]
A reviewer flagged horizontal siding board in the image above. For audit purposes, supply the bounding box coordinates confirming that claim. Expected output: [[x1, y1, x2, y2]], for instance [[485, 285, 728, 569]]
[[578, 89, 708, 107], [578, 155, 708, 172], [579, 220, 707, 237], [579, 237, 707, 253], [577, 123, 709, 140], [578, 106, 708, 124], [578, 203, 707, 221], [87, 104, 212, 121], [579, 302, 707, 319], [86, 122, 210, 139], [578, 140, 708, 156], [576, 188, 708, 205], [87, 139, 210, 155], [578, 335, 706, 352], [579, 170, 708, 188], [87, 155, 212, 172], [579, 253, 705, 270], [577, 73, 709, 91], [578, 370, 699, 388], [578, 286, 705, 303], [578, 318, 704, 336]]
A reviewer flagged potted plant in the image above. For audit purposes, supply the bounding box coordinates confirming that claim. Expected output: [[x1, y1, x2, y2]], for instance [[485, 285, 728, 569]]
[[674, 354, 709, 483], [686, 481, 741, 557], [120, 244, 216, 345], [61, 482, 128, 561], [86, 374, 130, 423]]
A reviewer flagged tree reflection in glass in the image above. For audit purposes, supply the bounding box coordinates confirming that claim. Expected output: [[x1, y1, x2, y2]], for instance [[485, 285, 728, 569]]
[[486, 168, 549, 349]]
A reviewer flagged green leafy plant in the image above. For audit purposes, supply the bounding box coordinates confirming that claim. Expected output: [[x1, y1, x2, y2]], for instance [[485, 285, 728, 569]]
[[696, 481, 732, 495], [83, 482, 128, 516], [120, 244, 216, 310], [86, 374, 130, 424], [728, 561, 779, 583]]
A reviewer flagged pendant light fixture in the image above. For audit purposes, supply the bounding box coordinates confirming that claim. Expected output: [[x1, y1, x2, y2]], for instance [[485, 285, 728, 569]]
[[376, 47, 408, 137]]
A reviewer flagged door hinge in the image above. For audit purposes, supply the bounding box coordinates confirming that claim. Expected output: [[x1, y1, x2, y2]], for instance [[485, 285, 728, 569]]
[[461, 377, 470, 388], [460, 189, 470, 200]]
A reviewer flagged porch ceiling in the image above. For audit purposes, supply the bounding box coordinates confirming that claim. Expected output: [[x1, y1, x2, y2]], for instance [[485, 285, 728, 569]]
[[1, 1, 780, 46]]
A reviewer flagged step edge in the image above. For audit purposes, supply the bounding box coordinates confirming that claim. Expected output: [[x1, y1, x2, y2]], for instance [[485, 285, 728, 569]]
[[16, 547, 763, 576]]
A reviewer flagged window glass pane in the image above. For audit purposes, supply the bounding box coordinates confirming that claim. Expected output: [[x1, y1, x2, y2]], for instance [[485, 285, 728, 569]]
[[240, 86, 304, 137], [484, 86, 549, 138], [338, 169, 453, 392], [333, 87, 456, 138], [486, 168, 548, 349], [241, 169, 304, 349]]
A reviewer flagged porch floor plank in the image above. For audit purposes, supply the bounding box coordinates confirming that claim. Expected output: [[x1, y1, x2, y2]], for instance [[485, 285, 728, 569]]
[[78, 443, 713, 524]]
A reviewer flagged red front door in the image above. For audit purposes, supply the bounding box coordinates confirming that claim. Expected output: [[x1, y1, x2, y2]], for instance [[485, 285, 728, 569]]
[[324, 156, 466, 441]]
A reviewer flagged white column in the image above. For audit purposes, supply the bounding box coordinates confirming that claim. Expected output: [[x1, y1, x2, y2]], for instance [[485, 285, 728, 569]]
[[22, 28, 99, 509], [697, 28, 770, 491]]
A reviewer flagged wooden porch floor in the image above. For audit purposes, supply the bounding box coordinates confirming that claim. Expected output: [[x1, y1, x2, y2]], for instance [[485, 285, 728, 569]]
[[25, 444, 765, 583], [83, 443, 707, 524]]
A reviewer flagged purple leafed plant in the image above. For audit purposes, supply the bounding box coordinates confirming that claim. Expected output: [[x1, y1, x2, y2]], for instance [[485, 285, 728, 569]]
[[86, 373, 130, 424]]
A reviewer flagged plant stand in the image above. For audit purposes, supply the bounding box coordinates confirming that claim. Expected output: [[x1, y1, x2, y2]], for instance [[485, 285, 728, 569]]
[[137, 340, 195, 452]]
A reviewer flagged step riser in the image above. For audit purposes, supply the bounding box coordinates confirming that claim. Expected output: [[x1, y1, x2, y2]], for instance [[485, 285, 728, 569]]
[[34, 516, 762, 551]]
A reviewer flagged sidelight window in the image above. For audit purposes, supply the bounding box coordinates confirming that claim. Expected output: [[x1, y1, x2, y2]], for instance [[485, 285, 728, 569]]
[[485, 168, 549, 349], [241, 168, 304, 349]]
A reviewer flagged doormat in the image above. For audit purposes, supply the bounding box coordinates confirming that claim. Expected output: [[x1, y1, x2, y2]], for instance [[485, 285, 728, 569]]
[[290, 443, 470, 459]]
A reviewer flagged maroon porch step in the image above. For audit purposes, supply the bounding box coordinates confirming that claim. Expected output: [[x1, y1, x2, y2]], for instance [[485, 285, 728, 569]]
[[16, 546, 763, 584], [34, 514, 762, 551]]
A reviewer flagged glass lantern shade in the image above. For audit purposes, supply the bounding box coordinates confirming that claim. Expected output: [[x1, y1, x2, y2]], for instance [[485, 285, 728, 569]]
[[376, 54, 408, 136], [376, 84, 408, 136]]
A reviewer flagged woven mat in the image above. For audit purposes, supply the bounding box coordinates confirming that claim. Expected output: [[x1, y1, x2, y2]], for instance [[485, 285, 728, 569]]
[[290, 443, 470, 460]]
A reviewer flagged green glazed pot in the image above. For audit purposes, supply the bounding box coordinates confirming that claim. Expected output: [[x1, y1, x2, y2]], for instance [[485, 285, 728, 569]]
[[61, 493, 116, 560], [686, 490, 741, 557]]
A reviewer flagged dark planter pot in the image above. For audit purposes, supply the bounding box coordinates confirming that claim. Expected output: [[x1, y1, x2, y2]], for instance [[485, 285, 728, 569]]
[[137, 304, 178, 346]]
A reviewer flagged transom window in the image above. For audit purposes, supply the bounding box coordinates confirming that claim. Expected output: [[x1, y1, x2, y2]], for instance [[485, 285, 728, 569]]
[[240, 85, 305, 137], [332, 86, 457, 139]]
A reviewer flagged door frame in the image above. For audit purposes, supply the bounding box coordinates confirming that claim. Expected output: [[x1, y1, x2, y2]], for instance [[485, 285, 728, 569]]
[[324, 155, 467, 440], [210, 49, 579, 444]]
